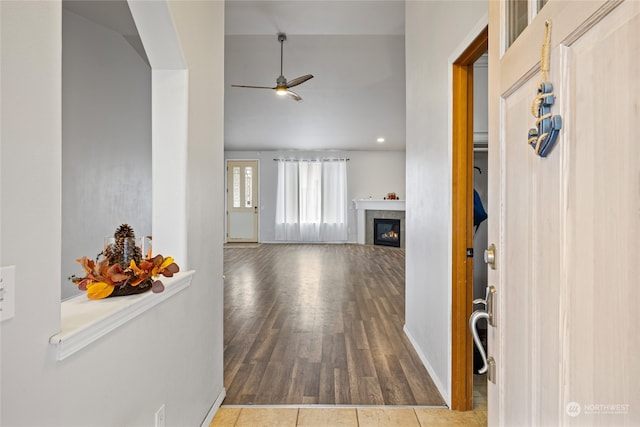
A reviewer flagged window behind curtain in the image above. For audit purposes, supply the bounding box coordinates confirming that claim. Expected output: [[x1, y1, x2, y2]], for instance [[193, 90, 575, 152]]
[[275, 159, 348, 242]]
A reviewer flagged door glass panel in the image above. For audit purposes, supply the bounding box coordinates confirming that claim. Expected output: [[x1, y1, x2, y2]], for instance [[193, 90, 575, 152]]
[[537, 0, 548, 12], [244, 167, 253, 207], [507, 0, 528, 47], [232, 166, 240, 208]]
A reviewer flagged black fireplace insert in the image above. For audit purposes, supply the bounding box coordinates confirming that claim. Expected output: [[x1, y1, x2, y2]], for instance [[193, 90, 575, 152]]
[[373, 218, 401, 247]]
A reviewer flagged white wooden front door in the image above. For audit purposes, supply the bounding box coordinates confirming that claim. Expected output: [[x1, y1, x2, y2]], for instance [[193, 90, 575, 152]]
[[227, 160, 259, 242], [487, 1, 640, 425]]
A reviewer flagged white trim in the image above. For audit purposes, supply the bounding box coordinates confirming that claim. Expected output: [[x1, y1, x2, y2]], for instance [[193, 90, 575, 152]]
[[50, 271, 195, 361], [352, 199, 405, 211], [527, 0, 539, 27], [404, 325, 451, 408], [200, 388, 227, 427]]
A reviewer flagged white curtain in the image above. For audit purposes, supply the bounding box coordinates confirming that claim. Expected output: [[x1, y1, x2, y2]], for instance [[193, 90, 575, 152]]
[[275, 159, 348, 242], [275, 161, 299, 241], [320, 160, 348, 240]]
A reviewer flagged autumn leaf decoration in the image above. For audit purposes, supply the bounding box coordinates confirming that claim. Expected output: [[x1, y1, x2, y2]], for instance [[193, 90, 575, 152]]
[[70, 224, 179, 300], [128, 255, 180, 293], [71, 254, 179, 300]]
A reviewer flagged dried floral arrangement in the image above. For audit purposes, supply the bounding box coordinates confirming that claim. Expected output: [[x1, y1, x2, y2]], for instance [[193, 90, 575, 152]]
[[70, 224, 179, 300]]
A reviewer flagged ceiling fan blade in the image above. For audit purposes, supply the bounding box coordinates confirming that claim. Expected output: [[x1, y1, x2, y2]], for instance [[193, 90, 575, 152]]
[[286, 74, 314, 89], [286, 90, 303, 102], [231, 84, 275, 90]]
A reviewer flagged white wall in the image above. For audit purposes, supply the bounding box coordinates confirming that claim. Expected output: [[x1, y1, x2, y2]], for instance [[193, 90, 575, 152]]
[[0, 1, 225, 425], [404, 0, 487, 406], [1, 2, 63, 424], [225, 150, 405, 243], [62, 9, 152, 300], [169, 2, 226, 423]]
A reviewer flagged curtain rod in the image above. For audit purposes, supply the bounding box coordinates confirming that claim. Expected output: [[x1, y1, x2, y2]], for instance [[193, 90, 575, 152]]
[[273, 158, 350, 162]]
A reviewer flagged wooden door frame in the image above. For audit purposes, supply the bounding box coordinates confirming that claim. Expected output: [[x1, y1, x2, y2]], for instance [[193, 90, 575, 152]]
[[451, 26, 488, 411]]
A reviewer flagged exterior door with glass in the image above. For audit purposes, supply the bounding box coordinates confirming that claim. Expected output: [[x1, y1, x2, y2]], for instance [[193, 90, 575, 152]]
[[488, 0, 640, 425], [227, 160, 258, 242]]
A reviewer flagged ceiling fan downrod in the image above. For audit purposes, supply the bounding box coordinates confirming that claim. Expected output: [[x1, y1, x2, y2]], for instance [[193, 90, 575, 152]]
[[278, 33, 286, 77], [276, 33, 288, 93]]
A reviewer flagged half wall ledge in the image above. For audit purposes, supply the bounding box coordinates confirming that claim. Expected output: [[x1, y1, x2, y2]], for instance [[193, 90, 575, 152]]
[[50, 270, 195, 361]]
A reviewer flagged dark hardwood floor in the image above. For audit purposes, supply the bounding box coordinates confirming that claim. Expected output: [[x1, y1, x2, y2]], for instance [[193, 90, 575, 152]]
[[223, 244, 446, 406]]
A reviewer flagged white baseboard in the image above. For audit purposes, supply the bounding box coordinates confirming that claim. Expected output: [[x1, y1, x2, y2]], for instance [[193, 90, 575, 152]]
[[258, 241, 358, 245], [403, 325, 451, 407], [200, 388, 226, 427]]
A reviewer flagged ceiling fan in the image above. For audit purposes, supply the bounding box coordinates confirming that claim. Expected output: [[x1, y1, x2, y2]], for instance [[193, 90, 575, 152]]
[[231, 33, 314, 102]]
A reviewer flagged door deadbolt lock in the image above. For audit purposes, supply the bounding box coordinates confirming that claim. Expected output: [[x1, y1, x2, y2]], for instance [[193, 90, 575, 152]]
[[484, 244, 496, 269], [486, 285, 497, 327]]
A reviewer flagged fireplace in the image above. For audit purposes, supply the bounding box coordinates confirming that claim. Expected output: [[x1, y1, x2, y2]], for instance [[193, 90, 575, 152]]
[[373, 218, 401, 247]]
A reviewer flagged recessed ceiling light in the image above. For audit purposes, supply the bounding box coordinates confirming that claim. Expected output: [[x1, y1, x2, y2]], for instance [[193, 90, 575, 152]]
[[376, 137, 385, 143]]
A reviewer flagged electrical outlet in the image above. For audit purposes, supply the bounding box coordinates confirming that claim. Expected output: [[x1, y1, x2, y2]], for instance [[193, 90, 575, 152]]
[[1, 266, 16, 321], [155, 404, 165, 427]]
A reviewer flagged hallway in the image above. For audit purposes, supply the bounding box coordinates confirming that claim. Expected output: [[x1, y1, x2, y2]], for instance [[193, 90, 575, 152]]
[[222, 244, 446, 406]]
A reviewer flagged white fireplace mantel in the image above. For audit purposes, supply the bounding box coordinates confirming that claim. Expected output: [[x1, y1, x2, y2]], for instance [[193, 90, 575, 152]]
[[353, 199, 406, 244]]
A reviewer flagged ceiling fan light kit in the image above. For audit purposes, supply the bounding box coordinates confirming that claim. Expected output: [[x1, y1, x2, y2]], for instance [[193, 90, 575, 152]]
[[231, 33, 314, 102]]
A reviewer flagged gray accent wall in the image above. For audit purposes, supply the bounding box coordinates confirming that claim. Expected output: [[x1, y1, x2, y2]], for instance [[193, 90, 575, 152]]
[[62, 9, 152, 300]]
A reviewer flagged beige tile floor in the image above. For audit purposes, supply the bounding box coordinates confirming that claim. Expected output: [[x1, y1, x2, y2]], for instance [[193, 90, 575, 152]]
[[210, 376, 487, 426]]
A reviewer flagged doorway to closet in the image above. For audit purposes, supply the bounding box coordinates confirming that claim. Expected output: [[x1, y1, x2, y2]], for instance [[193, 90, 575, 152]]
[[451, 26, 488, 411]]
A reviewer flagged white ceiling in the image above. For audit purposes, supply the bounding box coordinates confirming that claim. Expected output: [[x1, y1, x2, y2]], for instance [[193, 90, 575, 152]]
[[62, 0, 407, 152], [224, 0, 406, 151]]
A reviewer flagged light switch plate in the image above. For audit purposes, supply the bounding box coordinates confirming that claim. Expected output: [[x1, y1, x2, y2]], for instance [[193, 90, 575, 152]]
[[1, 265, 16, 321]]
